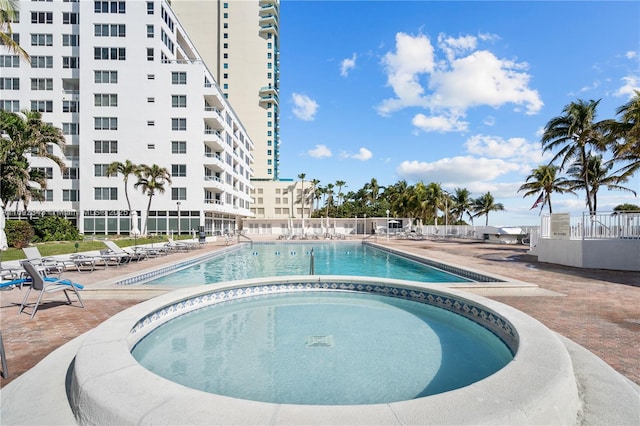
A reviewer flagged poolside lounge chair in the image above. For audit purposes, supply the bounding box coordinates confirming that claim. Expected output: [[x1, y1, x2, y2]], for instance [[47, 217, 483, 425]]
[[102, 240, 146, 263], [18, 261, 84, 319], [22, 247, 70, 276], [165, 237, 201, 251]]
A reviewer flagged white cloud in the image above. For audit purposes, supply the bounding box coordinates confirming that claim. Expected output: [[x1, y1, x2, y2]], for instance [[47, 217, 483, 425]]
[[351, 147, 373, 161], [377, 32, 544, 130], [625, 51, 638, 60], [307, 144, 332, 158], [464, 134, 549, 165], [412, 113, 468, 133], [396, 156, 520, 185], [377, 32, 435, 116], [340, 53, 357, 77], [437, 33, 477, 62], [291, 93, 319, 121], [614, 75, 640, 99], [483, 116, 496, 126], [428, 50, 543, 114]]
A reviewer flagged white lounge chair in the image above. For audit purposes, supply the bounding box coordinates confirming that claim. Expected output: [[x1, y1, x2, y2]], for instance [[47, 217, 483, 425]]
[[22, 247, 70, 276], [19, 261, 84, 319], [102, 240, 146, 263]]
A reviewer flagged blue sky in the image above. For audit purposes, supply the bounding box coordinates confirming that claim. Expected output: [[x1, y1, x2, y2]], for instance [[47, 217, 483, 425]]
[[276, 1, 640, 226]]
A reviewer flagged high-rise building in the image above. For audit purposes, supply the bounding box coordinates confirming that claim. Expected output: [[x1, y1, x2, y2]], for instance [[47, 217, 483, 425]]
[[1, 0, 254, 235], [171, 0, 280, 181], [170, 0, 309, 221]]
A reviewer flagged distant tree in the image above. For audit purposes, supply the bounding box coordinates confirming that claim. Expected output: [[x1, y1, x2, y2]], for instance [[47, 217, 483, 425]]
[[472, 192, 505, 226], [134, 164, 172, 235], [32, 216, 80, 242], [518, 165, 575, 214], [613, 203, 640, 212], [609, 90, 640, 181], [541, 99, 611, 214], [449, 188, 474, 224], [106, 160, 139, 212], [297, 173, 306, 220]]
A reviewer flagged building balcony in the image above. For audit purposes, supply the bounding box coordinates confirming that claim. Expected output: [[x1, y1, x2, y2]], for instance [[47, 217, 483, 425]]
[[204, 176, 225, 191], [259, 3, 278, 17], [204, 130, 225, 150], [259, 93, 279, 107], [259, 23, 278, 37], [259, 13, 277, 27]]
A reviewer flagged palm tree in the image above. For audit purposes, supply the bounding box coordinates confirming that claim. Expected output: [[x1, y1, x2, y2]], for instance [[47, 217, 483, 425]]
[[297, 173, 306, 220], [134, 164, 172, 235], [472, 192, 505, 226], [0, 110, 66, 209], [566, 155, 636, 213], [541, 99, 611, 213], [609, 90, 640, 182], [450, 187, 474, 224], [106, 160, 139, 213], [364, 178, 384, 207], [0, 0, 29, 62], [309, 179, 321, 214], [335, 180, 346, 213], [518, 165, 574, 214]]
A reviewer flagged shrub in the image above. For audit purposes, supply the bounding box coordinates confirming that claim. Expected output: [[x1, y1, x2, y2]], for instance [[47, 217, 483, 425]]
[[6, 220, 35, 248], [32, 216, 80, 242]]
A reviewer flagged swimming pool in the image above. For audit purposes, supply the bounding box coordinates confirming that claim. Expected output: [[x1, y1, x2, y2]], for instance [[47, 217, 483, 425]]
[[144, 242, 475, 286]]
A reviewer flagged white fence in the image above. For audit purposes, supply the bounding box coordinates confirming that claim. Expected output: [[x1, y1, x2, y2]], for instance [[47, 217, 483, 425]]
[[539, 212, 640, 240]]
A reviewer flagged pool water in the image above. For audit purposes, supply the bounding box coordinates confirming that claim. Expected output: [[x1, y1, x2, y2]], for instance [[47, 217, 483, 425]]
[[131, 291, 513, 405], [146, 242, 471, 286]]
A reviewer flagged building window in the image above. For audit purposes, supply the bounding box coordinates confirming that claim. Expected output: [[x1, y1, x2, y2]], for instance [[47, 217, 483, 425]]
[[147, 121, 154, 126], [0, 100, 19, 112], [0, 78, 19, 90], [0, 55, 19, 68], [146, 25, 154, 38], [62, 56, 79, 69], [94, 47, 126, 60], [147, 2, 154, 14], [171, 95, 186, 108], [33, 167, 53, 179], [94, 70, 117, 83], [94, 164, 111, 177], [62, 34, 79, 46], [147, 144, 155, 149], [171, 118, 186, 131], [62, 189, 79, 202], [171, 164, 186, 177], [62, 100, 79, 112], [94, 94, 117, 107], [95, 187, 117, 200], [147, 48, 154, 61], [62, 12, 79, 24], [42, 189, 53, 202], [94, 23, 126, 37], [171, 188, 187, 200], [94, 1, 126, 14], [30, 100, 53, 112], [171, 71, 186, 85], [63, 167, 79, 179], [62, 122, 79, 135], [94, 117, 118, 130], [31, 12, 53, 24], [30, 56, 53, 68], [94, 140, 117, 153], [171, 141, 186, 154], [30, 33, 52, 46]]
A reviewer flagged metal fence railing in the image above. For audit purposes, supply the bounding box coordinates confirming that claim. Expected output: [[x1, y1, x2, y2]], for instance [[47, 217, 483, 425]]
[[539, 211, 640, 240]]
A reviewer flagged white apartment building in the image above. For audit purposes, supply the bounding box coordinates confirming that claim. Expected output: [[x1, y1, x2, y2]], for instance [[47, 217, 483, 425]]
[[1, 0, 254, 236], [170, 0, 304, 221]]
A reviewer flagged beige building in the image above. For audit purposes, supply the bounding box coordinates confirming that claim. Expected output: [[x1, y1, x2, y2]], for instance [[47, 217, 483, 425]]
[[171, 0, 311, 222]]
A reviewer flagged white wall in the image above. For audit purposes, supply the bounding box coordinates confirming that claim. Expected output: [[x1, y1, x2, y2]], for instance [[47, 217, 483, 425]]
[[533, 239, 640, 271]]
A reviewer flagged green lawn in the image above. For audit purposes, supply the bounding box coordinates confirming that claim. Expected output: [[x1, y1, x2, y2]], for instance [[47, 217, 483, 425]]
[[0, 236, 171, 262]]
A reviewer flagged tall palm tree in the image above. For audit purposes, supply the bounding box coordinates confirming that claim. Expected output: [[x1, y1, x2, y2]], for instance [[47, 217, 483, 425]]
[[0, 110, 66, 209], [106, 160, 139, 213], [297, 173, 306, 220], [364, 178, 384, 207], [541, 99, 611, 213], [134, 164, 172, 235], [450, 187, 474, 224], [609, 90, 640, 182], [472, 192, 505, 226], [518, 165, 574, 214], [309, 178, 321, 214], [0, 0, 29, 62], [566, 155, 636, 213], [335, 180, 346, 212]]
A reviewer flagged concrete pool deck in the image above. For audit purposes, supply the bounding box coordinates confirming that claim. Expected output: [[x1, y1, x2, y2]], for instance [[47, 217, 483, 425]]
[[1, 236, 638, 424]]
